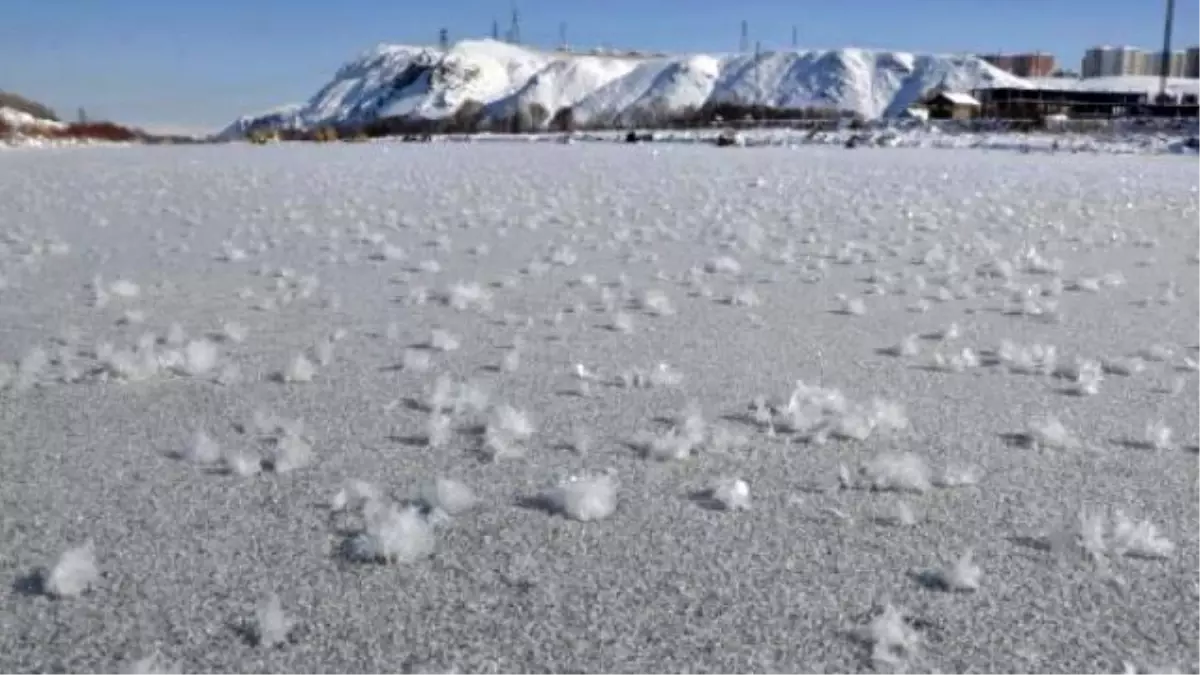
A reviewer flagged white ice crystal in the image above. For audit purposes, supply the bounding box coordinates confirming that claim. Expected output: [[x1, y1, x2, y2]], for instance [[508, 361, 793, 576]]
[[401, 348, 431, 373], [544, 473, 618, 521], [881, 500, 917, 527], [420, 477, 478, 516], [268, 431, 313, 473], [1111, 511, 1175, 559], [110, 279, 141, 298], [884, 334, 920, 358], [634, 427, 697, 461], [348, 501, 435, 563], [860, 603, 921, 668], [704, 255, 742, 274], [1027, 416, 1079, 450], [1136, 344, 1174, 362], [428, 329, 460, 352], [482, 405, 534, 460], [727, 287, 761, 307], [934, 464, 983, 488], [425, 413, 453, 449], [1004, 342, 1058, 375], [185, 429, 222, 464], [1066, 358, 1104, 396], [930, 322, 961, 342], [14, 346, 48, 391], [710, 478, 752, 511], [932, 550, 982, 591], [836, 294, 867, 316], [281, 353, 316, 383], [859, 453, 932, 493], [638, 284, 676, 314], [500, 348, 521, 373], [179, 340, 218, 376], [255, 593, 292, 647], [1102, 357, 1144, 377], [330, 480, 380, 513], [1076, 508, 1109, 560], [223, 448, 262, 477], [1143, 420, 1174, 450], [610, 311, 634, 333], [443, 281, 491, 312], [44, 542, 99, 598]]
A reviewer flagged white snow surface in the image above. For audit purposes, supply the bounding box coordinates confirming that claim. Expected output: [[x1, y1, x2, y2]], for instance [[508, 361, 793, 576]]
[[0, 143, 1196, 672], [219, 39, 1036, 137]]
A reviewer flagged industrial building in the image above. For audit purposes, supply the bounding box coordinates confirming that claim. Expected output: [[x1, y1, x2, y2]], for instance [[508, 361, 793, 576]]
[[971, 86, 1197, 120], [973, 87, 1143, 119]]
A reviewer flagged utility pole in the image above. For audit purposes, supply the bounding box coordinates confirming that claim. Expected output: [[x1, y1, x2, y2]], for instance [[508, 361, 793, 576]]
[[491, 18, 499, 40], [1158, 0, 1175, 103], [77, 106, 87, 124], [754, 40, 762, 106], [791, 25, 798, 49], [438, 28, 449, 50]]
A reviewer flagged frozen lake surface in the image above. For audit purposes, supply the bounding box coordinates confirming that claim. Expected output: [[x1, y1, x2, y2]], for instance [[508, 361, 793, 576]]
[[0, 143, 1197, 673]]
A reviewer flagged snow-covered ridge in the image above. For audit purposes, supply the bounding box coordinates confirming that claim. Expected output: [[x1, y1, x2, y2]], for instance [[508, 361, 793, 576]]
[[221, 39, 1033, 138], [0, 106, 67, 132]]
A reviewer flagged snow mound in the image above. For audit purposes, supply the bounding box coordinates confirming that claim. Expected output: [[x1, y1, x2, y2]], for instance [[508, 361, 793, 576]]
[[0, 106, 67, 132], [222, 40, 1029, 137]]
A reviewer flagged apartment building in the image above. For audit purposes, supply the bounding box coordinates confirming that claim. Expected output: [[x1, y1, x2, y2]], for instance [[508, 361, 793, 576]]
[[1147, 50, 1188, 77], [1083, 45, 1200, 78], [981, 52, 1056, 77], [1081, 46, 1145, 77], [1187, 47, 1199, 78]]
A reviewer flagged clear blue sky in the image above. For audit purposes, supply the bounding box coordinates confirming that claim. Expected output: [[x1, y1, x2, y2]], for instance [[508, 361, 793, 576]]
[[2, 0, 1197, 133]]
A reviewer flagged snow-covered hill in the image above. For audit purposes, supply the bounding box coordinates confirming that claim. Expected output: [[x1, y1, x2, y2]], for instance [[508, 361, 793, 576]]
[[0, 106, 66, 133], [220, 39, 1032, 138]]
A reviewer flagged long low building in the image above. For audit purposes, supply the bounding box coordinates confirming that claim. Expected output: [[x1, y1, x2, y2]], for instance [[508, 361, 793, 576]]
[[973, 87, 1146, 119], [971, 86, 1198, 119]]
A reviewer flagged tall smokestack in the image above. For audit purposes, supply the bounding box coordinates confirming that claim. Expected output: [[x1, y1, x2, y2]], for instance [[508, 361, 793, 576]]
[[1159, 0, 1175, 102]]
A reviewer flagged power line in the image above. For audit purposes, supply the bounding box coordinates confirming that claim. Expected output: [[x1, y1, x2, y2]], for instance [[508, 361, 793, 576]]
[[754, 40, 762, 105]]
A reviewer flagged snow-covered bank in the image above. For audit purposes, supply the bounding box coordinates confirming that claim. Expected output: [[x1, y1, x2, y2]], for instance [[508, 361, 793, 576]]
[[443, 126, 1200, 156]]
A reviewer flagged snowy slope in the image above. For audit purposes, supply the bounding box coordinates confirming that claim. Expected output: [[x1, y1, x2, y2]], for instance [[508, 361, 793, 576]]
[[0, 106, 67, 132], [572, 55, 722, 125], [492, 56, 641, 122], [218, 103, 304, 140], [222, 39, 1032, 137]]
